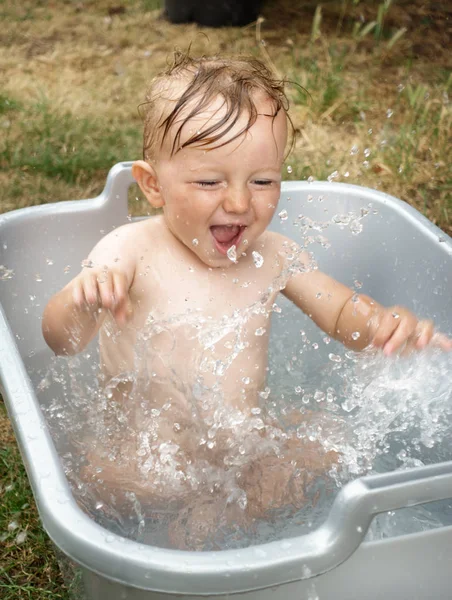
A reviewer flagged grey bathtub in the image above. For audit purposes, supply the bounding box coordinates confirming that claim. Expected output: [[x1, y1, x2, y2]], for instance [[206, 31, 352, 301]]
[[1, 162, 452, 599]]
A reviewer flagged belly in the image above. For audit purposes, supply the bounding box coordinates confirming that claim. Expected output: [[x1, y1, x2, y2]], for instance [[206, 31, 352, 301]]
[[100, 310, 271, 413]]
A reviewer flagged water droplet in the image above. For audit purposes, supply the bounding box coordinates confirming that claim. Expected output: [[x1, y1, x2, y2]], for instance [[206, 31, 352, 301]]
[[252, 251, 264, 268], [350, 145, 359, 155], [357, 525, 363, 533], [386, 108, 393, 118], [287, 165, 293, 174], [258, 387, 270, 400], [227, 245, 237, 263], [295, 386, 302, 394], [278, 209, 288, 221], [323, 336, 331, 344], [64, 266, 71, 274], [315, 292, 322, 299], [191, 238, 199, 247], [15, 531, 27, 544], [350, 220, 363, 235], [301, 564, 312, 578], [362, 160, 370, 169], [81, 259, 94, 269], [397, 83, 405, 93], [307, 176, 314, 183], [438, 236, 445, 243], [8, 521, 19, 531], [255, 327, 266, 336], [352, 331, 361, 340], [272, 303, 282, 313], [0, 265, 14, 280], [242, 377, 251, 385], [46, 258, 54, 266], [327, 170, 339, 182], [392, 312, 400, 319], [354, 280, 363, 289], [35, 273, 43, 282], [328, 353, 342, 363], [364, 148, 371, 158]]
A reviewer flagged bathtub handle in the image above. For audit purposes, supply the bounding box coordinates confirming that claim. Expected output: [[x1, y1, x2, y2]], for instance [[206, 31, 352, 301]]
[[98, 161, 136, 214], [300, 460, 452, 578]]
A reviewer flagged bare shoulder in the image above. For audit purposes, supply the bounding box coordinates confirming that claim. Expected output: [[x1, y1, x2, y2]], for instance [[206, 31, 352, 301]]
[[87, 215, 162, 265]]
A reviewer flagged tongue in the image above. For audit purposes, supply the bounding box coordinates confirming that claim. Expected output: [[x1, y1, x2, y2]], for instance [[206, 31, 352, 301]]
[[211, 225, 240, 243]]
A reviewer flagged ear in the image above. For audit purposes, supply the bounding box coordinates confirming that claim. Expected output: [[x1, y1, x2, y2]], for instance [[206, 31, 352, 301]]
[[132, 160, 165, 208]]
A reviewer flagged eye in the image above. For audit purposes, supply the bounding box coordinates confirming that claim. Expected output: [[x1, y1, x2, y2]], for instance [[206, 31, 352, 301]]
[[253, 179, 273, 186], [196, 181, 219, 188]]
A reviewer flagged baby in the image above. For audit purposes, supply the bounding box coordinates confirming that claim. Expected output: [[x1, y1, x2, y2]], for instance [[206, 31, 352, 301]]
[[42, 54, 451, 549]]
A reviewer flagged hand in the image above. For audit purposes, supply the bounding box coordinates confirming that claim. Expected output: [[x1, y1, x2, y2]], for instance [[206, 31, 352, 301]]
[[370, 306, 452, 356], [71, 264, 133, 326]]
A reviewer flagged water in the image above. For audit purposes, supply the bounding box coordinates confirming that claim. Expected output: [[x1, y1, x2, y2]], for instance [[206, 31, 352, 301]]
[[33, 306, 452, 551], [29, 207, 452, 552]]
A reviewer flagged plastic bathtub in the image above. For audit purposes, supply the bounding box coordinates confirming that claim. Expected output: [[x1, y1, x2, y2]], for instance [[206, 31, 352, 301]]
[[1, 162, 452, 599]]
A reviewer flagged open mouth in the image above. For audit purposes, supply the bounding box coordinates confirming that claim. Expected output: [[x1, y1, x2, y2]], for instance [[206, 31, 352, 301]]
[[210, 225, 246, 256]]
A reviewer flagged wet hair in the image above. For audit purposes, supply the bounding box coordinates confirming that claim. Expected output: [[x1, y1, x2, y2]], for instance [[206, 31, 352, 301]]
[[139, 52, 295, 161]]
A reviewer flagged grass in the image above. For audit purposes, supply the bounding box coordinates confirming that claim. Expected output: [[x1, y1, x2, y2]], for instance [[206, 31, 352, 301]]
[[0, 0, 450, 594]]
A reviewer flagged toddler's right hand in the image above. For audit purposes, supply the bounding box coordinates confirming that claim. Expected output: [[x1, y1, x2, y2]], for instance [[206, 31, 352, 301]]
[[71, 264, 133, 326]]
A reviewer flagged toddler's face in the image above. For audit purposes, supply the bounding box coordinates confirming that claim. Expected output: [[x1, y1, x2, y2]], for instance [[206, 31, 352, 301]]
[[153, 93, 287, 268]]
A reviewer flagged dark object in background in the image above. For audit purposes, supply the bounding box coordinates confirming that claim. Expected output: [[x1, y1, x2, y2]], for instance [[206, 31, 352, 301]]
[[164, 0, 264, 27]]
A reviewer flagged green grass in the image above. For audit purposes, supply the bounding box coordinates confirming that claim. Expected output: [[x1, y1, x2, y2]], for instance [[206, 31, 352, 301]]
[[0, 94, 141, 211]]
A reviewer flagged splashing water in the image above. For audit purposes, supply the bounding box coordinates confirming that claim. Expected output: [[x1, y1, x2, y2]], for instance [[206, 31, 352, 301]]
[[252, 251, 264, 268], [227, 244, 237, 262], [32, 204, 452, 551]]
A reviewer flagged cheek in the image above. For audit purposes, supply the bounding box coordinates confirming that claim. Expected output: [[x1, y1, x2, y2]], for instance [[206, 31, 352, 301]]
[[255, 192, 279, 219]]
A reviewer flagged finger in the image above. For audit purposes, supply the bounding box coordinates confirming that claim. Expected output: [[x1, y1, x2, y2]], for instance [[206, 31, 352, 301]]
[[97, 271, 115, 310], [83, 273, 101, 306], [112, 272, 128, 309], [371, 311, 399, 349], [400, 321, 432, 356], [72, 280, 86, 309], [431, 332, 452, 352], [111, 273, 132, 325], [414, 320, 434, 350], [383, 316, 417, 356]]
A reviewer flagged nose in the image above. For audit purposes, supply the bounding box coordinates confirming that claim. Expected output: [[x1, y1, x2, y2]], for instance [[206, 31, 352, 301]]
[[222, 185, 252, 215]]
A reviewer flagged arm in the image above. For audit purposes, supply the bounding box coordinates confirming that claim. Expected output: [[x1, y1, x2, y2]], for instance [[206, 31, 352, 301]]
[[281, 250, 452, 354], [42, 227, 136, 356]]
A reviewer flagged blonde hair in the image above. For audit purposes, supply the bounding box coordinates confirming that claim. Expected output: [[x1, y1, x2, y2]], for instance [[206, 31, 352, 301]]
[[139, 52, 294, 161]]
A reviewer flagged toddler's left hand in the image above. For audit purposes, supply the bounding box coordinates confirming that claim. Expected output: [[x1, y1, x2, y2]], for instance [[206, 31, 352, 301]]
[[370, 306, 452, 356]]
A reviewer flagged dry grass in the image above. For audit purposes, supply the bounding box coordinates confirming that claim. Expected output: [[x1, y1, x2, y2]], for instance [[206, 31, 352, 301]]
[[0, 0, 451, 595], [0, 0, 451, 225]]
